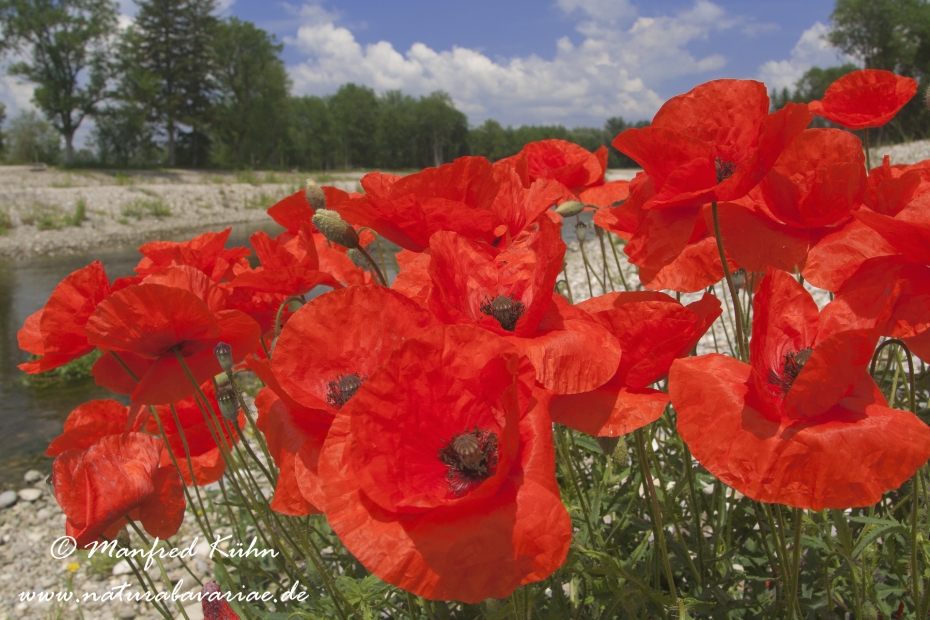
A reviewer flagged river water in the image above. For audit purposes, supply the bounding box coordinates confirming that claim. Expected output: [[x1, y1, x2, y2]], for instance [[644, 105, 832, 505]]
[[0, 222, 283, 488]]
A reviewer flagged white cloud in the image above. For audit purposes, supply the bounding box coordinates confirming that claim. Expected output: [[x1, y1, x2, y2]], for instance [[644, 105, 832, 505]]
[[287, 0, 740, 126], [756, 22, 853, 92]]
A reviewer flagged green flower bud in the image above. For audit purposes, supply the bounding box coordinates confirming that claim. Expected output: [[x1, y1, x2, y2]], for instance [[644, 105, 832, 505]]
[[556, 201, 586, 217], [305, 179, 326, 212], [312, 209, 360, 249], [575, 221, 587, 242]]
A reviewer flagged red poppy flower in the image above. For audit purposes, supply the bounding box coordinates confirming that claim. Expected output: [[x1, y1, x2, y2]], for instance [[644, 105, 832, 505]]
[[135, 229, 251, 283], [489, 160, 576, 243], [87, 266, 261, 404], [52, 432, 186, 548], [613, 79, 812, 211], [18, 261, 112, 374], [229, 225, 340, 298], [714, 129, 867, 277], [267, 187, 376, 247], [147, 381, 242, 486], [498, 139, 607, 191], [320, 324, 571, 602], [248, 355, 331, 516], [421, 215, 623, 393], [670, 270, 930, 509], [593, 172, 648, 241], [809, 69, 918, 130], [201, 581, 241, 620], [820, 256, 930, 363], [551, 292, 721, 436], [272, 285, 436, 411], [580, 180, 630, 209], [799, 155, 930, 290], [46, 400, 146, 456], [335, 157, 502, 251]]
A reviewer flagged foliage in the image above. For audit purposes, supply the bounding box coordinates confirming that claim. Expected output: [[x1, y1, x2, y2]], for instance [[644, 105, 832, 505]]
[[119, 0, 217, 167], [18, 349, 100, 387], [4, 109, 61, 164], [120, 197, 170, 219], [0, 0, 118, 165], [91, 104, 159, 166], [210, 18, 290, 168]]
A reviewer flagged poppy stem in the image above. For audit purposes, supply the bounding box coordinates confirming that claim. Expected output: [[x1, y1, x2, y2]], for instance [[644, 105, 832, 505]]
[[788, 508, 804, 620], [595, 225, 615, 292], [357, 244, 388, 286], [560, 261, 574, 304], [869, 339, 916, 413], [711, 202, 748, 362], [274, 296, 306, 340], [124, 518, 194, 620], [633, 428, 678, 604], [607, 232, 631, 292], [864, 128, 871, 171]]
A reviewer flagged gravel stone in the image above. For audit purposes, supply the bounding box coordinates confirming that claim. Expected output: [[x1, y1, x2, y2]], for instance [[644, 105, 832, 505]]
[[23, 470, 42, 484], [0, 491, 16, 509], [17, 488, 41, 502]]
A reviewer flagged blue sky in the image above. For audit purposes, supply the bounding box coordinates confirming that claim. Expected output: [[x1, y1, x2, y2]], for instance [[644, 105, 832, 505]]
[[1, 0, 853, 135]]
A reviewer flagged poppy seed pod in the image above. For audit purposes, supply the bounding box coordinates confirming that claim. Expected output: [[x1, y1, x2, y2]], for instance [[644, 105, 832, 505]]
[[216, 385, 239, 421], [556, 201, 586, 217], [312, 209, 360, 249], [214, 342, 233, 373], [575, 221, 587, 242], [305, 179, 326, 212]]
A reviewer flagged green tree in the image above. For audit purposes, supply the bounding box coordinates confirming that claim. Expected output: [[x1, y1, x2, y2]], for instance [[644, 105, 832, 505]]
[[328, 83, 379, 168], [121, 0, 217, 167], [91, 104, 157, 166], [211, 17, 289, 167], [0, 0, 117, 164], [416, 91, 468, 167], [375, 90, 417, 168], [4, 108, 60, 163], [286, 95, 334, 170], [468, 119, 512, 161], [828, 0, 922, 71]]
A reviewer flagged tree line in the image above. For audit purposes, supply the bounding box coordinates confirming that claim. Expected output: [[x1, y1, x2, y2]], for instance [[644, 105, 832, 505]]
[[2, 0, 927, 170], [0, 0, 645, 169]]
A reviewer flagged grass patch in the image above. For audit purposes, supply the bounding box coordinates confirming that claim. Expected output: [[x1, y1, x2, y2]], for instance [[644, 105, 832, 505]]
[[51, 173, 72, 188], [18, 349, 101, 388], [113, 172, 135, 186], [243, 192, 279, 210], [0, 209, 11, 235], [121, 198, 171, 219], [22, 202, 69, 230], [70, 198, 87, 226], [235, 170, 262, 185]]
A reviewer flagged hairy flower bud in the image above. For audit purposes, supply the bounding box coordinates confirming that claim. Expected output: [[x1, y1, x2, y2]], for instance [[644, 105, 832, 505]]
[[214, 342, 233, 373], [306, 179, 326, 212], [216, 385, 239, 420], [556, 201, 585, 217], [313, 209, 360, 249], [596, 436, 630, 468]]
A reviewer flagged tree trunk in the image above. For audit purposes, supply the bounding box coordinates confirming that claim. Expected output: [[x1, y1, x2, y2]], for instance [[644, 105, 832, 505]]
[[432, 130, 442, 167], [64, 132, 75, 166], [167, 119, 176, 167]]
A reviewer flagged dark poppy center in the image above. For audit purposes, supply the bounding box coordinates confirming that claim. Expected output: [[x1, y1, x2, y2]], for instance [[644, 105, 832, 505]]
[[479, 295, 526, 332], [768, 348, 813, 396], [715, 158, 738, 184], [438, 426, 499, 496], [326, 373, 364, 408]]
